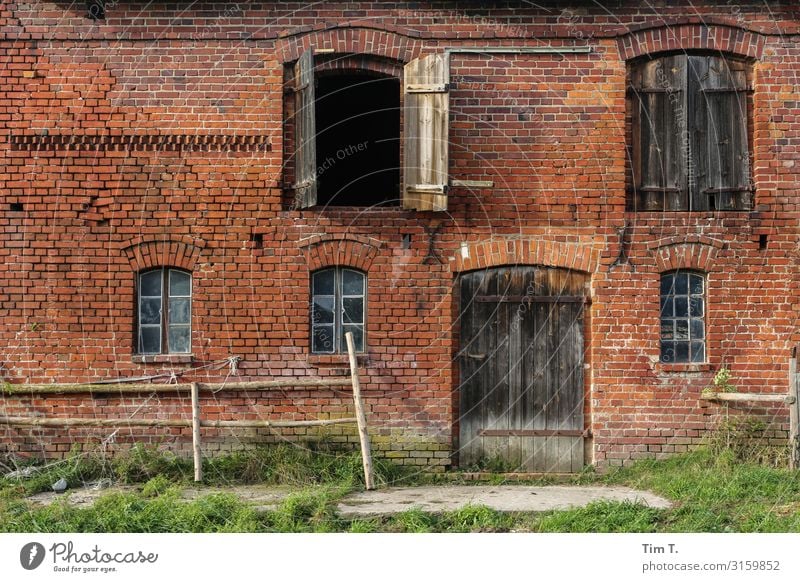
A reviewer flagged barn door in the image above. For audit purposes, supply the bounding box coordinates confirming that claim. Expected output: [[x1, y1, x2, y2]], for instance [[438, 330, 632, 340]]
[[458, 266, 586, 472]]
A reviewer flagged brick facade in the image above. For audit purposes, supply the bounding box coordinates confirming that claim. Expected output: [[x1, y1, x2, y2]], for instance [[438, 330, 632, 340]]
[[1, 1, 798, 469]]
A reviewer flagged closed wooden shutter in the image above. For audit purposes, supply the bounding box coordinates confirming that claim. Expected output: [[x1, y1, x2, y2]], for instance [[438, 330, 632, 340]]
[[293, 48, 317, 209], [403, 53, 449, 211], [632, 55, 688, 211], [690, 55, 751, 211]]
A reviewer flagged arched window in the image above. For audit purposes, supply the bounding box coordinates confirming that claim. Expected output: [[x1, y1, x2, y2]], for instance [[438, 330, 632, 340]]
[[138, 268, 192, 354], [660, 271, 705, 363], [311, 268, 365, 354], [629, 53, 752, 211]]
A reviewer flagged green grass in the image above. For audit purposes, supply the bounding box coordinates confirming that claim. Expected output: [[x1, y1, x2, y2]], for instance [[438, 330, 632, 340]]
[[3, 444, 800, 533]]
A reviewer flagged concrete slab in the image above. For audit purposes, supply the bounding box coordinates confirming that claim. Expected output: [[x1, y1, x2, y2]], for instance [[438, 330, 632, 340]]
[[337, 485, 671, 517]]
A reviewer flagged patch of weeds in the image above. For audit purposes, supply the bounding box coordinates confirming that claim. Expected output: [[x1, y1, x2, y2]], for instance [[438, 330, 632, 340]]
[[441, 504, 513, 532], [348, 518, 379, 533], [1, 490, 265, 533], [141, 475, 178, 498], [268, 488, 342, 533], [385, 508, 436, 533], [0, 451, 108, 497], [534, 500, 662, 533], [113, 444, 192, 484], [708, 416, 787, 467]]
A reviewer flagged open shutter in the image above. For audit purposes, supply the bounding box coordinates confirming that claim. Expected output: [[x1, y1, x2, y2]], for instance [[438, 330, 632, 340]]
[[403, 53, 449, 211], [633, 55, 688, 211], [692, 55, 750, 211], [294, 48, 317, 209]]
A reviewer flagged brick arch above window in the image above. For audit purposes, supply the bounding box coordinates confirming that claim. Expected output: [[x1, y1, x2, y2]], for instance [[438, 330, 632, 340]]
[[118, 236, 205, 272], [277, 27, 423, 65], [452, 239, 600, 274], [617, 23, 765, 61], [299, 234, 384, 272], [649, 239, 722, 273]]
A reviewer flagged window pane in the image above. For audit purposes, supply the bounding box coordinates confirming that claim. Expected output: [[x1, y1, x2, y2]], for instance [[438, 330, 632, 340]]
[[674, 342, 690, 363], [312, 296, 334, 324], [660, 297, 673, 317], [140, 297, 162, 325], [341, 325, 364, 352], [170, 270, 191, 296], [342, 270, 364, 295], [675, 320, 689, 340], [139, 326, 161, 354], [169, 297, 190, 324], [674, 297, 688, 317], [690, 297, 704, 317], [691, 342, 706, 363], [140, 270, 162, 297], [674, 272, 688, 294], [660, 320, 674, 340], [313, 270, 335, 295], [689, 274, 704, 295], [660, 274, 674, 296], [168, 326, 191, 353], [343, 297, 363, 324], [691, 319, 705, 339], [313, 325, 335, 353], [661, 342, 675, 363]]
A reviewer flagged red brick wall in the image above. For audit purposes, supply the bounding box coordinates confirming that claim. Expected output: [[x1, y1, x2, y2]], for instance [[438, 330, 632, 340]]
[[1, 1, 798, 469]]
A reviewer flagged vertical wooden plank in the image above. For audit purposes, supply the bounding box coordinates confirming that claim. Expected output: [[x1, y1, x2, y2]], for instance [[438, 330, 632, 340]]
[[346, 332, 375, 490], [688, 55, 709, 211], [293, 48, 317, 208], [191, 382, 202, 483], [544, 270, 560, 471], [730, 59, 751, 211], [458, 271, 481, 467], [531, 268, 549, 472], [403, 53, 449, 211]]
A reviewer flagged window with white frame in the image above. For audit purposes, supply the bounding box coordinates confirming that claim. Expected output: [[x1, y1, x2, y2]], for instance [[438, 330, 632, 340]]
[[660, 270, 705, 363], [138, 268, 192, 354], [311, 267, 365, 354]]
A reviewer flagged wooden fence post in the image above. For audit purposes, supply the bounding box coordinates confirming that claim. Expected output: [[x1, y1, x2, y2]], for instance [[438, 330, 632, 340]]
[[191, 382, 203, 482], [345, 332, 375, 490], [790, 348, 799, 470]]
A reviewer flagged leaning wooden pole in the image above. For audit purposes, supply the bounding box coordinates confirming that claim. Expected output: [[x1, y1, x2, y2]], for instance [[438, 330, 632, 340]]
[[345, 332, 375, 490], [191, 382, 203, 482], [790, 348, 799, 470]]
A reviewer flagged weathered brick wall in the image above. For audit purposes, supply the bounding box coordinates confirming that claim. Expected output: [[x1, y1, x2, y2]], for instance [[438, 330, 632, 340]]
[[1, 1, 798, 469]]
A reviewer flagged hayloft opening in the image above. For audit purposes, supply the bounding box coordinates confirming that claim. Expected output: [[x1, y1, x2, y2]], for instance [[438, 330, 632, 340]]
[[315, 73, 400, 207]]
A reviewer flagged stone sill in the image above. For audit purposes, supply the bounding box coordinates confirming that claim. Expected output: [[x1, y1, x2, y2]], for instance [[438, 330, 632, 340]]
[[132, 354, 194, 365]]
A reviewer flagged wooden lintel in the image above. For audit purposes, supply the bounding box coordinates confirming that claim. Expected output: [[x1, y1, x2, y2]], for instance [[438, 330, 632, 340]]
[[450, 179, 494, 188], [476, 295, 588, 304], [478, 429, 588, 437], [700, 392, 794, 404]]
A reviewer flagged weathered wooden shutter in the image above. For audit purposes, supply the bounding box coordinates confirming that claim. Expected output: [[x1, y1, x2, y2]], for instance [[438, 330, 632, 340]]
[[690, 55, 750, 211], [403, 53, 449, 211], [293, 48, 317, 209], [632, 55, 688, 211]]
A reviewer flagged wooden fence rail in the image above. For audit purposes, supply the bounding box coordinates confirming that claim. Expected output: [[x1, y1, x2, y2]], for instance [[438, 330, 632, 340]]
[[700, 347, 800, 469], [0, 333, 376, 488]]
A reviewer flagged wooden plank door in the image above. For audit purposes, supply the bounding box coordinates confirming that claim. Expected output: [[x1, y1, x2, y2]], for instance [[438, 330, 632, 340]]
[[458, 266, 586, 472]]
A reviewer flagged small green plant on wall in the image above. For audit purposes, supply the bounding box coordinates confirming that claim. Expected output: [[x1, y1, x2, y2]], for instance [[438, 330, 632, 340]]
[[713, 366, 737, 393]]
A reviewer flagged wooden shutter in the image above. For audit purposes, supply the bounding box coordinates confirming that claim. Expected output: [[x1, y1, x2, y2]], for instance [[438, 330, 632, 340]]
[[293, 48, 317, 209], [691, 55, 750, 211], [632, 55, 688, 211], [403, 53, 449, 211]]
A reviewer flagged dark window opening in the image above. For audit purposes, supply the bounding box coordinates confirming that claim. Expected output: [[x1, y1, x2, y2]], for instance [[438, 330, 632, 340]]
[[759, 234, 768, 250], [251, 232, 264, 249], [315, 74, 400, 207], [10, 203, 23, 212]]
